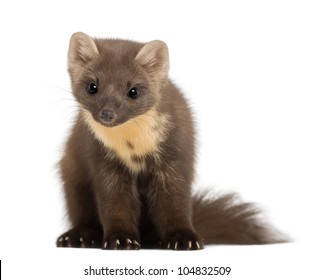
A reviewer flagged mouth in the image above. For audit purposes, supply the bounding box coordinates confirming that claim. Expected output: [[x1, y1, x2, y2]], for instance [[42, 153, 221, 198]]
[[98, 120, 119, 128], [82, 108, 139, 130], [96, 112, 129, 128]]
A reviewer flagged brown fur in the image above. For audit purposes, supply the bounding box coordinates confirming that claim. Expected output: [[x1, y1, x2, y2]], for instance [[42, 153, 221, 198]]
[[56, 32, 285, 250]]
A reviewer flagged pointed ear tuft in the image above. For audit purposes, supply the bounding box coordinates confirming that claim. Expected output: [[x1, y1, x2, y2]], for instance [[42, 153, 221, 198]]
[[68, 32, 99, 71], [135, 40, 169, 79]]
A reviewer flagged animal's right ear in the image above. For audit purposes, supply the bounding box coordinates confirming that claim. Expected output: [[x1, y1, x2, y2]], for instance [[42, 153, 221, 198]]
[[68, 32, 99, 71]]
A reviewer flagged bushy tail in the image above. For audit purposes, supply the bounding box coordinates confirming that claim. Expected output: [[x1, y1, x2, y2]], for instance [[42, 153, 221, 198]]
[[192, 192, 287, 245]]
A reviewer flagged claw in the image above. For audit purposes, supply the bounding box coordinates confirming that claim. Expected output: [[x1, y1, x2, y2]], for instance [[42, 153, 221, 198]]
[[174, 241, 178, 250], [64, 236, 71, 246], [133, 240, 141, 248], [125, 239, 132, 249], [79, 237, 85, 247], [115, 239, 120, 247], [188, 241, 192, 249], [103, 241, 108, 249]]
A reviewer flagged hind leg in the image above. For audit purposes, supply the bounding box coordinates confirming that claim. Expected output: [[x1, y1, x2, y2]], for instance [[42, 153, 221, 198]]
[[56, 153, 102, 248], [56, 182, 102, 249], [57, 227, 102, 248]]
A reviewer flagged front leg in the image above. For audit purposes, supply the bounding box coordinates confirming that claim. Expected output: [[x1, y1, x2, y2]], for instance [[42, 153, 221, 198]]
[[94, 168, 141, 250], [148, 171, 204, 250]]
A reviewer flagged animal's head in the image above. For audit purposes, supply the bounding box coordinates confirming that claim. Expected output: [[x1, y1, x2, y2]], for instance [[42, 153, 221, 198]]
[[68, 32, 169, 127]]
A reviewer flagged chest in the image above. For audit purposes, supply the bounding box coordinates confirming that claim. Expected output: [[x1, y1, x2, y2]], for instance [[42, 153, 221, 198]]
[[83, 109, 169, 173]]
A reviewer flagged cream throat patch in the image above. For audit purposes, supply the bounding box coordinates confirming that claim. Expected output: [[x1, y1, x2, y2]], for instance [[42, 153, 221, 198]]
[[82, 109, 170, 173]]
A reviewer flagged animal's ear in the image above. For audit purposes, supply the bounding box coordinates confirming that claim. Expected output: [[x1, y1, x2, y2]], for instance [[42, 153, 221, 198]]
[[135, 40, 169, 80], [68, 32, 99, 71]]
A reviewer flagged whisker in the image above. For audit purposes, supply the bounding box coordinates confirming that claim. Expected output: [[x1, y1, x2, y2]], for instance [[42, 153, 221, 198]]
[[51, 84, 73, 94]]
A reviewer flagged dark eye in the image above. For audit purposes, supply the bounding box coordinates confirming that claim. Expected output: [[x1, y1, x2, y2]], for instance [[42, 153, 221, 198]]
[[88, 83, 98, 94], [127, 87, 139, 99]]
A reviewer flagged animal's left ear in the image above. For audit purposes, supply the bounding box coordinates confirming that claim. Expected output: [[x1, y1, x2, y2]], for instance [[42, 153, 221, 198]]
[[135, 40, 169, 80]]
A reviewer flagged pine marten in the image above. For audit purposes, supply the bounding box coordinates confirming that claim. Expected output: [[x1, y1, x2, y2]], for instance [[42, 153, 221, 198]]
[[56, 32, 284, 250]]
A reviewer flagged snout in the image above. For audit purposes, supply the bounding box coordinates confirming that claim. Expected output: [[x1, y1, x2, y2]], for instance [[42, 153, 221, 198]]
[[99, 109, 117, 124]]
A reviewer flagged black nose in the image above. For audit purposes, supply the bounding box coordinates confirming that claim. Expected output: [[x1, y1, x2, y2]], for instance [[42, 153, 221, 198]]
[[99, 109, 116, 123]]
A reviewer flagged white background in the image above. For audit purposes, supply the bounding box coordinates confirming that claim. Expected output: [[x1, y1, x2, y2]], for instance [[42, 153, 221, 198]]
[[0, 0, 312, 279]]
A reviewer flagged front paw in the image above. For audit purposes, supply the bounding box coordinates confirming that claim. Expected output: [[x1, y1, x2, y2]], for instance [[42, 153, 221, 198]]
[[103, 232, 140, 250], [56, 227, 102, 248], [163, 229, 204, 250]]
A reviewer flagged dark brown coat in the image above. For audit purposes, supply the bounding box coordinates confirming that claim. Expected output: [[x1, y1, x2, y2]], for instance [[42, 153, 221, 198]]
[[56, 32, 284, 250]]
